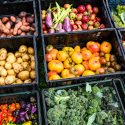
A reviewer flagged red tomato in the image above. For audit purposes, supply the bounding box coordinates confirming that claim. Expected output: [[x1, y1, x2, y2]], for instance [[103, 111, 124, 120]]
[[9, 103, 16, 112]]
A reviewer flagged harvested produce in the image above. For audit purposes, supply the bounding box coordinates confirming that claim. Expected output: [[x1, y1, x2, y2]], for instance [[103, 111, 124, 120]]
[[45, 83, 124, 125], [122, 40, 125, 48], [0, 11, 35, 37], [0, 45, 35, 85], [112, 5, 125, 27], [0, 96, 38, 125], [46, 41, 121, 80], [42, 3, 105, 34]]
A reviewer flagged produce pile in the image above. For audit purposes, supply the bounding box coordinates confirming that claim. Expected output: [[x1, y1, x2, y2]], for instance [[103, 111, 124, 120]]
[[0, 96, 38, 125], [112, 5, 125, 27], [46, 41, 121, 80], [45, 83, 124, 125], [0, 11, 35, 37], [42, 3, 105, 34], [0, 45, 35, 85]]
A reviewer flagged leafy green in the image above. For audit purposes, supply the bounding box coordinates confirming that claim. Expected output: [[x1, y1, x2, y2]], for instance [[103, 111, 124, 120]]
[[45, 84, 124, 125]]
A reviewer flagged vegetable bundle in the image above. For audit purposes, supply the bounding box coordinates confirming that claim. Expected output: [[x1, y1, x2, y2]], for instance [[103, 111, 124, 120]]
[[45, 83, 124, 125]]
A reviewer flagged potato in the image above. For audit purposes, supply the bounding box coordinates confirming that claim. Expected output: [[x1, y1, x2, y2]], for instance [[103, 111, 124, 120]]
[[30, 70, 35, 79], [5, 75, 16, 84], [15, 51, 21, 58], [6, 54, 16, 63], [0, 48, 7, 54], [17, 57, 23, 64], [29, 55, 34, 61], [0, 77, 5, 86], [28, 47, 34, 55], [13, 63, 23, 73], [7, 69, 15, 76], [18, 71, 29, 80], [22, 54, 29, 62], [24, 79, 32, 83], [0, 53, 7, 61], [7, 52, 14, 56], [0, 61, 5, 66], [22, 62, 29, 69], [0, 68, 7, 77], [0, 66, 4, 71], [15, 79, 23, 84], [5, 62, 12, 70], [19, 45, 27, 53], [31, 61, 35, 70]]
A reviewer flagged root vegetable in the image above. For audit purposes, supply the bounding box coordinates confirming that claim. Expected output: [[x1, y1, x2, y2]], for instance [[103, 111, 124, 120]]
[[5, 62, 12, 70], [6, 54, 16, 63], [10, 16, 16, 22], [20, 25, 30, 32], [19, 45, 27, 53], [30, 55, 34, 61], [17, 29, 22, 35], [0, 61, 5, 66], [22, 54, 30, 61], [13, 21, 22, 35], [17, 57, 23, 63], [5, 22, 11, 30], [15, 51, 21, 58], [20, 32, 26, 36], [0, 53, 7, 61], [15, 79, 23, 84], [19, 11, 27, 17], [0, 68, 7, 77], [12, 63, 23, 73], [18, 71, 29, 80], [28, 47, 34, 54], [31, 61, 35, 70], [5, 75, 16, 84], [30, 70, 35, 79], [22, 62, 29, 70], [7, 69, 15, 76], [0, 48, 7, 54], [26, 16, 34, 23], [0, 20, 10, 34], [24, 79, 32, 83], [2, 17, 9, 23], [0, 77, 5, 86]]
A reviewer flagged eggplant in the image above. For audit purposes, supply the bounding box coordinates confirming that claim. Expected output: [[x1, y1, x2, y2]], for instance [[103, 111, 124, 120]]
[[20, 111, 25, 117], [13, 110, 20, 117], [56, 29, 65, 33], [49, 29, 55, 33], [45, 11, 53, 28], [31, 105, 37, 114], [20, 101, 26, 109], [63, 17, 71, 32], [56, 23, 63, 31]]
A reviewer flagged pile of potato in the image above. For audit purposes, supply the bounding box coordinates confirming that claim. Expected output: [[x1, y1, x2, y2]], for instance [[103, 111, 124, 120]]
[[0, 11, 35, 37], [0, 45, 36, 86]]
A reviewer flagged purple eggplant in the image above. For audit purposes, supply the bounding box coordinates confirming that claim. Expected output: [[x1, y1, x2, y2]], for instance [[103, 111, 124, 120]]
[[49, 29, 55, 33], [56, 29, 65, 33], [45, 11, 53, 28], [31, 105, 37, 114], [20, 101, 26, 109], [56, 23, 63, 31], [63, 17, 71, 32]]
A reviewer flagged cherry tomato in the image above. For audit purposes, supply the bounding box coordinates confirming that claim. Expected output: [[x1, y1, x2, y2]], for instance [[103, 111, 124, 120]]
[[9, 103, 16, 112], [15, 103, 20, 110]]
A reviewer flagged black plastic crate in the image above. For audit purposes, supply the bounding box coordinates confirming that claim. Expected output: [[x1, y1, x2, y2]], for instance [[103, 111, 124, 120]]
[[117, 29, 125, 61], [0, 1, 38, 38], [42, 29, 125, 87], [0, 90, 42, 125], [42, 79, 125, 125], [0, 36, 38, 93], [105, 0, 125, 29], [0, 0, 33, 3], [39, 0, 113, 36]]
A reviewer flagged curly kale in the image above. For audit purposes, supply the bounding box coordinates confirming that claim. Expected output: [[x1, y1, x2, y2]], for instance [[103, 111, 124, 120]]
[[45, 83, 124, 125]]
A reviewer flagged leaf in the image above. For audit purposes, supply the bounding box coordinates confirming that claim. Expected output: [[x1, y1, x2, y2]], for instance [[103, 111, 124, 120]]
[[96, 91, 103, 98], [86, 83, 92, 93], [120, 12, 125, 24], [87, 113, 96, 125]]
